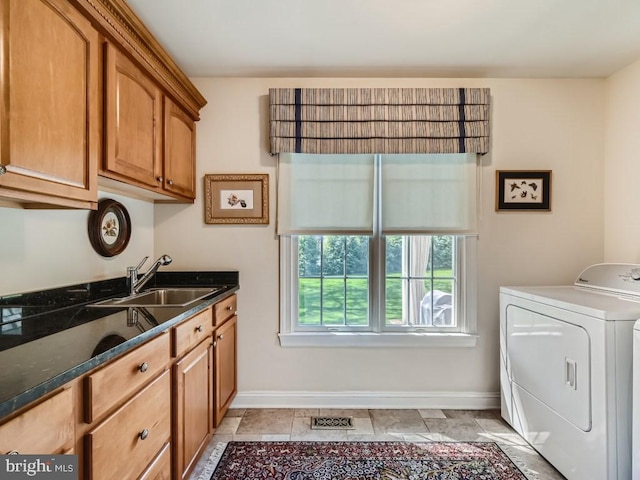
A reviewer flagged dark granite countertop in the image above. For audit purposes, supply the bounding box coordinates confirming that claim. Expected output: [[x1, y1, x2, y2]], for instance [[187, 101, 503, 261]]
[[0, 271, 239, 421]]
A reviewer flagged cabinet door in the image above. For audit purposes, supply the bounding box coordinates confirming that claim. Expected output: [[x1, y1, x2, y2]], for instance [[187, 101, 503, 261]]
[[214, 315, 237, 427], [104, 43, 162, 189], [0, 0, 99, 208], [173, 338, 212, 479], [163, 97, 196, 199]]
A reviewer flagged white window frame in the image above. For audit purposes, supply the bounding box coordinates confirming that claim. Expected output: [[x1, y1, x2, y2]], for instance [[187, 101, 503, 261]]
[[279, 235, 477, 348]]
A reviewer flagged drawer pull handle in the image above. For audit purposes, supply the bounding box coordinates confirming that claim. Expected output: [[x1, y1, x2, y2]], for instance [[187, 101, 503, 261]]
[[217, 334, 224, 340], [138, 362, 149, 373], [139, 429, 149, 440], [196, 325, 204, 333], [226, 305, 233, 311]]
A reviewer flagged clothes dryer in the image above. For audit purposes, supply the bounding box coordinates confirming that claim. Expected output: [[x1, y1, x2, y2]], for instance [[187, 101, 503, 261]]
[[501, 263, 640, 480]]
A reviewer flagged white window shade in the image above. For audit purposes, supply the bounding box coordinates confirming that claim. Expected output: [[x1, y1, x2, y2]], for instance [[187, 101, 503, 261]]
[[277, 153, 375, 235], [381, 153, 478, 235]]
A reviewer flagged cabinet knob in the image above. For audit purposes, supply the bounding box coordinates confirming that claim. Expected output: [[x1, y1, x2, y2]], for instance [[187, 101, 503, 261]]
[[138, 362, 148, 373], [156, 176, 163, 182], [139, 429, 149, 440], [0, 165, 6, 175], [226, 305, 233, 311], [217, 334, 224, 341], [196, 325, 203, 333], [167, 179, 174, 186], [213, 341, 217, 348]]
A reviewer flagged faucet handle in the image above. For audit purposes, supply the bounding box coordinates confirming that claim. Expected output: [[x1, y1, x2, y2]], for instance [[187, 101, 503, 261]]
[[135, 256, 149, 270], [127, 256, 149, 277]]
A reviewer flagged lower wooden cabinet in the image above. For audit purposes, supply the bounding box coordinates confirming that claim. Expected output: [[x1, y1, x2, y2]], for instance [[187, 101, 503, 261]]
[[0, 295, 238, 480], [173, 337, 213, 479], [214, 315, 237, 427], [0, 387, 74, 455], [85, 370, 171, 480]]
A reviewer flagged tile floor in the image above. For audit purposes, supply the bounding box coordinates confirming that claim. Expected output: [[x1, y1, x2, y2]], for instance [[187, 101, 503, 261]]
[[189, 408, 566, 479]]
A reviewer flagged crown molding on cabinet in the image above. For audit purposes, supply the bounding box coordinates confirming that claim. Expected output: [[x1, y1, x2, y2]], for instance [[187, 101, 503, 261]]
[[73, 0, 207, 120]]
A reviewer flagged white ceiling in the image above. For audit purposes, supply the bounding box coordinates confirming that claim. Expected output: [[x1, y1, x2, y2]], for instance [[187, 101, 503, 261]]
[[127, 0, 640, 78]]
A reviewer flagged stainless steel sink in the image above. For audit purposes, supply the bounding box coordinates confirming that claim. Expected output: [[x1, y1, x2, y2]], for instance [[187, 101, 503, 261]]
[[89, 287, 219, 308]]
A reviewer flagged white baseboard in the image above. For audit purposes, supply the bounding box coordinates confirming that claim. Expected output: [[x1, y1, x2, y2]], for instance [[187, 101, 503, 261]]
[[231, 391, 500, 410]]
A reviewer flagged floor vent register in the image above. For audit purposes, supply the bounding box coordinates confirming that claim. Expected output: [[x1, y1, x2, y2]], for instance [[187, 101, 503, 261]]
[[310, 416, 355, 430]]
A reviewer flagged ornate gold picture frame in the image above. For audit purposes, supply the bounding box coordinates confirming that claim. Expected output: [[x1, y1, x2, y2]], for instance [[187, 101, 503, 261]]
[[204, 174, 269, 224]]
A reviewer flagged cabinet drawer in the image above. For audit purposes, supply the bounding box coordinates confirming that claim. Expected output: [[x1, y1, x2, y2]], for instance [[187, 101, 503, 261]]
[[172, 308, 213, 358], [214, 294, 237, 326], [86, 370, 171, 480], [0, 387, 74, 454], [138, 442, 171, 480], [85, 332, 170, 423]]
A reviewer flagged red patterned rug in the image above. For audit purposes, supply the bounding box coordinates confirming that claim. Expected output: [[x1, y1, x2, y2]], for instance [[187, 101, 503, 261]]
[[207, 441, 529, 479]]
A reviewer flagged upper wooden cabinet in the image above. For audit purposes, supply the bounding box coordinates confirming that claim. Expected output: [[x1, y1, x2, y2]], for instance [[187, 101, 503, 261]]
[[0, 0, 100, 209], [0, 0, 206, 209], [101, 45, 197, 202], [103, 43, 163, 190], [164, 98, 196, 199]]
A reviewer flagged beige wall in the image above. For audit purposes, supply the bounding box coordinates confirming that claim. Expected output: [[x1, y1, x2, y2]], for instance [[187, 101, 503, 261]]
[[604, 59, 640, 262], [0, 192, 154, 296], [155, 77, 605, 407]]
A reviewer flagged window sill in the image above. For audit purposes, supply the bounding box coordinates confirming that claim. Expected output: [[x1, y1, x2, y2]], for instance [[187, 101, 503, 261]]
[[278, 332, 478, 348]]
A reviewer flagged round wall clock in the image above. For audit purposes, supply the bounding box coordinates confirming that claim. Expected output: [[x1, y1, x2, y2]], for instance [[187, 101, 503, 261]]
[[88, 199, 131, 257]]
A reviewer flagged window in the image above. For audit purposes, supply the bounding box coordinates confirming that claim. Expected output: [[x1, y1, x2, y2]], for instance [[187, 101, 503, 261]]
[[278, 153, 478, 347], [385, 235, 459, 330]]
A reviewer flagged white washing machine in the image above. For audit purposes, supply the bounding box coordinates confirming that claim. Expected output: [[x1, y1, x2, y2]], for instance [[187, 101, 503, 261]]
[[633, 320, 640, 479], [501, 263, 640, 480]]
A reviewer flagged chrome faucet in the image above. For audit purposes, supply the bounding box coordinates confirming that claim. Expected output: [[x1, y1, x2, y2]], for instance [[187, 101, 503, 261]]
[[127, 255, 172, 295]]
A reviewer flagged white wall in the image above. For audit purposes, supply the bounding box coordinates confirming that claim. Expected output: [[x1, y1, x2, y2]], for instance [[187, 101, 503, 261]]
[[154, 78, 605, 407], [604, 59, 640, 262], [0, 192, 154, 296]]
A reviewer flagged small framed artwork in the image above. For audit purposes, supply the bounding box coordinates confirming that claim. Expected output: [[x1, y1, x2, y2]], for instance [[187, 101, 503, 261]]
[[496, 170, 552, 211], [204, 174, 269, 224], [87, 198, 132, 256]]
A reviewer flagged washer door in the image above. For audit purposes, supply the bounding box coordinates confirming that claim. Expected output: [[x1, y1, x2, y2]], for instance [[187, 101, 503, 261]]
[[506, 304, 591, 431]]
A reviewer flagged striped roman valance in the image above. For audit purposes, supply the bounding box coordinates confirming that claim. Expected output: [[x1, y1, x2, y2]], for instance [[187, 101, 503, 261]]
[[269, 88, 490, 155]]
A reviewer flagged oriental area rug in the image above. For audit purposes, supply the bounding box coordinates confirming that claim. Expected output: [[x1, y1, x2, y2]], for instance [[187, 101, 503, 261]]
[[203, 441, 532, 480]]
